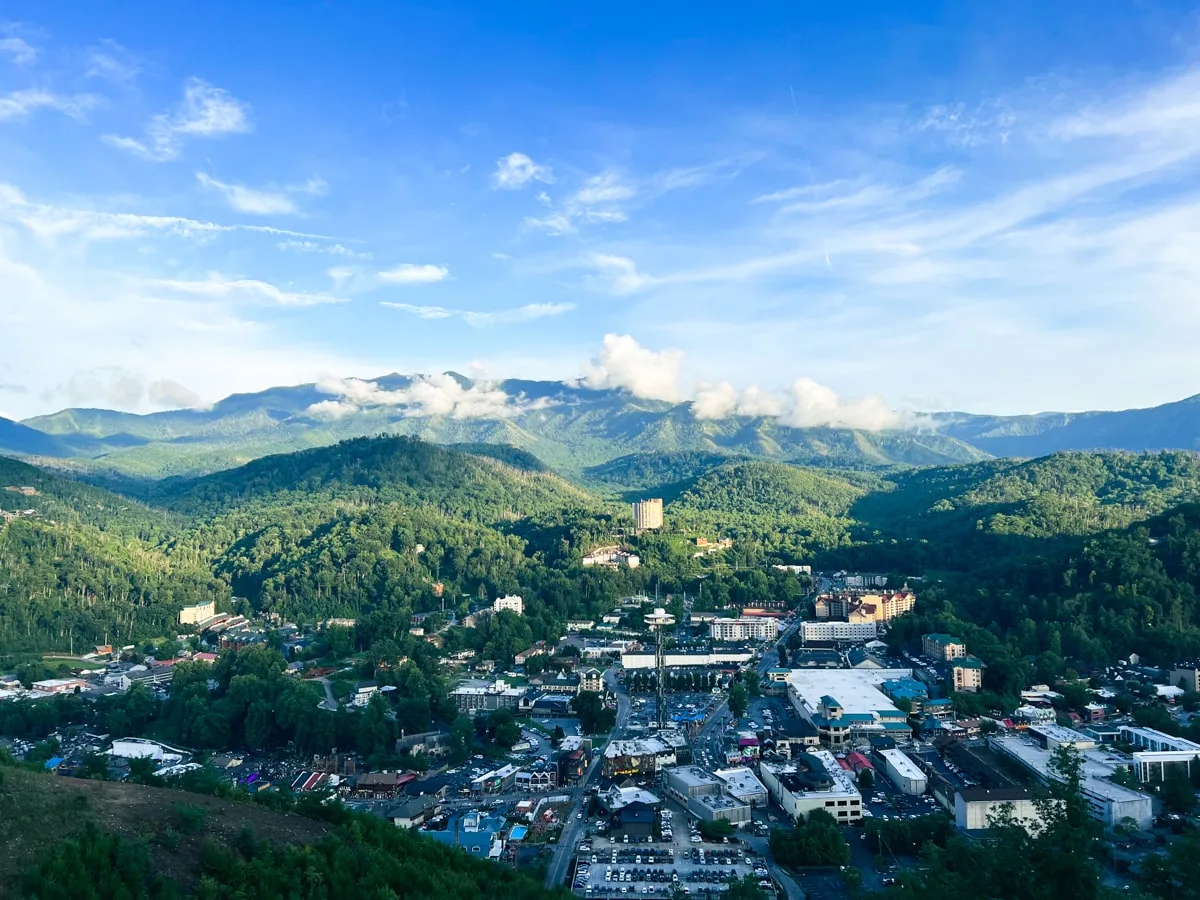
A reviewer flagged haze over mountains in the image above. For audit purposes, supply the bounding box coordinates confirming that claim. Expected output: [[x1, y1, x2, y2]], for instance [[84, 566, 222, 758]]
[[1, 373, 1199, 481]]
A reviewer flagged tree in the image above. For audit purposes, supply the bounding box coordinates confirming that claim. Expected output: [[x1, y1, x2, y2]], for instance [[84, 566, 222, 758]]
[[552, 725, 566, 747], [858, 768, 874, 793], [573, 691, 614, 734], [1160, 772, 1198, 815], [728, 682, 748, 720], [769, 810, 850, 868], [744, 671, 761, 697]]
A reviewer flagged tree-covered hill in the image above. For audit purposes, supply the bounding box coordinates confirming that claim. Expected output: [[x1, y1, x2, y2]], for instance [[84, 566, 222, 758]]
[[154, 436, 598, 523], [2, 764, 569, 900], [581, 450, 745, 497], [670, 460, 885, 521]]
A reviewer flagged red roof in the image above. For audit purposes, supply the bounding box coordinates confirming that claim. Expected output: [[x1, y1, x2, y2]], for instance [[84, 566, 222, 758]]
[[846, 751, 874, 771]]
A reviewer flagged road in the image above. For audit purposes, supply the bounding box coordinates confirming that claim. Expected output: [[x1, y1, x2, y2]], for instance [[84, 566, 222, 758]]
[[317, 676, 338, 710], [544, 666, 631, 889]]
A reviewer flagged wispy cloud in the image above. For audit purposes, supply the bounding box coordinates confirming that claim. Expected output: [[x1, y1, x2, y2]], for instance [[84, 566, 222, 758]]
[[0, 37, 36, 66], [278, 239, 371, 259], [139, 274, 348, 306], [585, 253, 655, 294], [103, 78, 250, 161], [196, 172, 296, 215], [0, 88, 96, 122], [382, 300, 573, 326], [309, 373, 541, 420], [85, 39, 141, 83], [491, 152, 554, 189], [378, 263, 449, 284], [525, 171, 635, 235], [0, 182, 329, 242]]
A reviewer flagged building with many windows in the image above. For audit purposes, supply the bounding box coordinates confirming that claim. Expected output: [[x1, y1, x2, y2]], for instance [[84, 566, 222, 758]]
[[813, 590, 916, 624], [951, 656, 985, 692], [631, 498, 664, 530], [760, 751, 863, 823], [801, 620, 878, 644], [492, 595, 524, 616], [922, 633, 967, 661], [710, 617, 780, 642]]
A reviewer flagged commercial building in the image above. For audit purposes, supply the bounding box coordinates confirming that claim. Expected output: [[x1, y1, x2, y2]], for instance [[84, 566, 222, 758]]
[[714, 767, 769, 807], [179, 600, 217, 626], [109, 738, 186, 765], [951, 656, 984, 693], [813, 590, 916, 624], [774, 718, 821, 757], [760, 751, 863, 824], [631, 498, 664, 530], [922, 633, 967, 662], [451, 679, 526, 715], [989, 733, 1153, 830], [471, 764, 519, 795], [710, 617, 780, 643], [601, 738, 676, 778], [786, 669, 916, 746], [954, 787, 1048, 833], [620, 650, 752, 670], [661, 766, 750, 824], [582, 547, 641, 567], [1028, 724, 1096, 751], [1118, 725, 1200, 782], [801, 621, 878, 644], [424, 810, 507, 860], [30, 678, 87, 694], [492, 595, 524, 616], [877, 748, 927, 795]]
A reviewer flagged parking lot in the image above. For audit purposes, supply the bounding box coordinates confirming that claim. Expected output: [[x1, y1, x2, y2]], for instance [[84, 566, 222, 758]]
[[569, 803, 773, 897]]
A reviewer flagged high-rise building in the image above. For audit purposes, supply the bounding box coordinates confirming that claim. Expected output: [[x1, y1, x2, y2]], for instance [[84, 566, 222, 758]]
[[951, 656, 984, 692], [632, 498, 664, 530], [710, 617, 780, 642]]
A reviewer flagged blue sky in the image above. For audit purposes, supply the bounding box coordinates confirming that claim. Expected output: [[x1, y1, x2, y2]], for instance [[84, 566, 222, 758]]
[[2, 2, 1200, 422]]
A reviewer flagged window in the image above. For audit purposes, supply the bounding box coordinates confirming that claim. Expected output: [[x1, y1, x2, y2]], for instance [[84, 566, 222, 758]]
[[837, 800, 847, 806]]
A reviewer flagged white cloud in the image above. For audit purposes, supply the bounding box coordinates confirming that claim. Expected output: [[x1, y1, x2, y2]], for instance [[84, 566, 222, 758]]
[[277, 239, 371, 259], [378, 263, 449, 284], [58, 368, 209, 411], [778, 378, 899, 430], [0, 181, 328, 243], [308, 373, 533, 420], [0, 37, 36, 66], [85, 39, 140, 83], [491, 152, 554, 189], [0, 88, 96, 122], [196, 172, 296, 215], [587, 254, 655, 293], [584, 334, 684, 401], [382, 300, 574, 326], [103, 78, 250, 162], [692, 382, 784, 419], [524, 171, 635, 235], [140, 274, 348, 307]]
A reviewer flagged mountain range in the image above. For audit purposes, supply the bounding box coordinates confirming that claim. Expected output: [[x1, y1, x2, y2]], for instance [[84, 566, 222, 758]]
[[2, 373, 1199, 482]]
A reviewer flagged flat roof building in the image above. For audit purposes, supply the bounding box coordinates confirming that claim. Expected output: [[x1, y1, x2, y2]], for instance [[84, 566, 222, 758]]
[[787, 668, 915, 747], [760, 751, 863, 824], [714, 766, 769, 808], [955, 787, 1049, 833], [989, 734, 1153, 830], [877, 748, 927, 795], [710, 617, 779, 643]]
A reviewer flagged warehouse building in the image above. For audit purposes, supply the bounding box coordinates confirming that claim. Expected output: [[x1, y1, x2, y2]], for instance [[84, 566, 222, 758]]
[[954, 787, 1051, 833], [877, 748, 927, 795], [714, 767, 769, 808], [661, 766, 752, 824], [989, 734, 1153, 830]]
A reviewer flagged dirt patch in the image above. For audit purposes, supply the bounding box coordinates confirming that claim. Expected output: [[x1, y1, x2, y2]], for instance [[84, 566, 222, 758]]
[[0, 768, 333, 889]]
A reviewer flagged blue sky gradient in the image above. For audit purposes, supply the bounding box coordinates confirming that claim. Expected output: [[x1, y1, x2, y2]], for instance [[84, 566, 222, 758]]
[[2, 1, 1200, 420]]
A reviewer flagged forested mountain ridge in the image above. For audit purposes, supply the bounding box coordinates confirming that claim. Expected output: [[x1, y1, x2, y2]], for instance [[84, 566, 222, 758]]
[[11, 376, 987, 479]]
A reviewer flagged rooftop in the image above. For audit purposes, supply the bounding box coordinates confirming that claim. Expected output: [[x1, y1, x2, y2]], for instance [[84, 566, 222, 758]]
[[788, 669, 913, 720], [713, 766, 768, 798], [879, 748, 925, 781], [990, 734, 1150, 805]]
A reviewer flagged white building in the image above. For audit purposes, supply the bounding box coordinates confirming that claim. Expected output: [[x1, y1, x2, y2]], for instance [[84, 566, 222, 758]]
[[109, 738, 186, 764], [786, 668, 915, 746], [661, 766, 751, 824], [989, 734, 1154, 830], [760, 752, 863, 824], [954, 787, 1050, 833], [179, 600, 216, 626], [801, 620, 878, 643], [878, 748, 927, 795], [492, 595, 524, 616], [620, 650, 753, 669], [1119, 725, 1200, 782], [710, 617, 780, 643]]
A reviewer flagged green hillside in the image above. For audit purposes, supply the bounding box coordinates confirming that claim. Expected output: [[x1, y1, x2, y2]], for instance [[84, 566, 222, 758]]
[[2, 765, 568, 900], [671, 460, 883, 520]]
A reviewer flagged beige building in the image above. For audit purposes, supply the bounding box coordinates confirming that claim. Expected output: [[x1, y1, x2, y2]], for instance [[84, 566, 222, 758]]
[[179, 600, 216, 626], [580, 667, 605, 693], [923, 633, 967, 661], [951, 656, 984, 693], [631, 498, 664, 530], [814, 590, 915, 624]]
